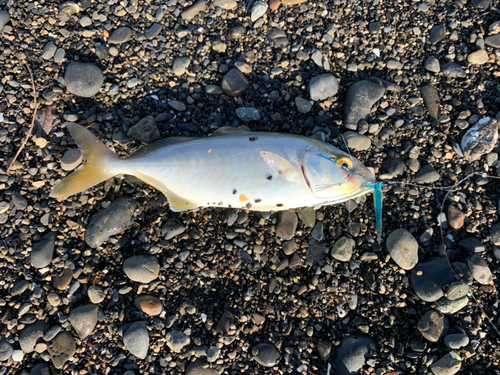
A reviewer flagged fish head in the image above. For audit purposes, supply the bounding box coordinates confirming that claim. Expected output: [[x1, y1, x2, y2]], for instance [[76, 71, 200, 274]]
[[301, 149, 376, 201]]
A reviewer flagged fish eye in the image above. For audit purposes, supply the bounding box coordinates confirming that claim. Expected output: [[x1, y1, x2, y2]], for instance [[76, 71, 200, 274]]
[[337, 157, 353, 170]]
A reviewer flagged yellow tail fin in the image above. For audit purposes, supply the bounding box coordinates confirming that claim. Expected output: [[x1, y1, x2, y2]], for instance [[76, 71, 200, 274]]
[[50, 123, 120, 198]]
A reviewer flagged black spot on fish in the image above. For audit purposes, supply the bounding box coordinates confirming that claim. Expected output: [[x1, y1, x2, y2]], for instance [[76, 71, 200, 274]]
[[249, 137, 258, 142], [233, 189, 237, 194], [276, 203, 283, 207], [255, 199, 261, 203], [266, 175, 273, 180], [228, 204, 232, 208], [246, 202, 252, 209]]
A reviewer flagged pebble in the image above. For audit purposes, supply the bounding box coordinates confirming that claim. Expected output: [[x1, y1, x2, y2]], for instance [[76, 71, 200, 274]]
[[207, 346, 220, 362], [48, 332, 76, 369], [61, 148, 82, 171], [250, 1, 268, 22], [31, 232, 55, 269], [316, 340, 332, 361], [123, 255, 160, 283], [430, 352, 462, 375], [467, 254, 492, 285], [19, 321, 49, 353], [444, 333, 469, 349], [146, 23, 162, 39], [186, 360, 218, 375], [467, 49, 489, 65], [276, 211, 298, 240], [0, 341, 13, 361], [181, 0, 206, 21], [306, 243, 329, 266], [43, 326, 62, 342], [53, 268, 73, 290], [420, 85, 440, 121], [12, 350, 24, 362], [331, 236, 354, 262], [236, 107, 261, 122], [333, 335, 377, 375], [424, 56, 441, 73], [162, 218, 186, 240], [435, 296, 469, 314], [417, 310, 448, 342], [65, 62, 104, 98], [414, 165, 441, 184], [108, 27, 132, 44], [311, 222, 324, 241], [123, 321, 149, 359], [214, 0, 237, 9], [343, 131, 371, 151], [446, 281, 469, 301], [128, 116, 160, 144], [69, 304, 99, 339], [282, 240, 297, 255], [458, 237, 484, 253], [308, 74, 338, 101], [485, 34, 500, 48], [386, 228, 418, 270], [447, 206, 465, 230], [471, 0, 492, 9], [172, 57, 191, 77], [429, 25, 446, 44], [297, 207, 316, 228], [88, 285, 105, 304], [221, 68, 249, 96], [41, 41, 57, 60], [460, 117, 499, 162], [205, 85, 223, 94], [11, 191, 27, 210], [252, 343, 280, 367], [0, 10, 10, 32], [166, 330, 190, 353], [85, 196, 137, 248], [295, 97, 312, 114], [168, 100, 187, 112], [343, 80, 385, 128], [442, 62, 466, 78], [411, 257, 455, 302], [134, 295, 163, 316], [381, 156, 405, 178]]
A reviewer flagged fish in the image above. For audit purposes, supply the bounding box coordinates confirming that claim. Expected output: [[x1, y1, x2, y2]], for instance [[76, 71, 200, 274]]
[[50, 123, 384, 241]]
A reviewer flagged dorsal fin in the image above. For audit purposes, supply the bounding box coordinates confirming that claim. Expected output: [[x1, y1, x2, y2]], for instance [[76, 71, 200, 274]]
[[213, 126, 252, 136], [128, 137, 195, 159]]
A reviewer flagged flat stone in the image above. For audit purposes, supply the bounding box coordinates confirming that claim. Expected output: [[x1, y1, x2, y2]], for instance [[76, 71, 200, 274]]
[[48, 332, 76, 369], [414, 165, 441, 184], [467, 49, 489, 65], [236, 107, 261, 122], [0, 10, 10, 32], [221, 68, 249, 96], [19, 321, 49, 353], [30, 363, 51, 375], [424, 56, 441, 73], [421, 85, 440, 121], [11, 191, 27, 210], [331, 236, 354, 262], [252, 343, 280, 367], [123, 321, 149, 359], [446, 281, 469, 301], [128, 116, 160, 144], [31, 232, 56, 269], [276, 211, 298, 240], [308, 74, 338, 101], [461, 117, 499, 162], [168, 100, 187, 111], [485, 34, 500, 48], [386, 59, 403, 70], [85, 196, 137, 248], [343, 80, 385, 128], [343, 131, 371, 151], [108, 27, 132, 44], [61, 148, 82, 171], [250, 1, 268, 22], [458, 237, 484, 253], [65, 62, 104, 98], [11, 279, 29, 296], [447, 206, 465, 229], [311, 222, 324, 241], [166, 330, 190, 353], [172, 57, 191, 77], [386, 228, 418, 270], [162, 218, 186, 240], [135, 295, 163, 316], [295, 97, 312, 113], [88, 285, 105, 304], [205, 85, 223, 94], [69, 304, 98, 339], [186, 360, 218, 375], [333, 335, 377, 375], [430, 353, 462, 375], [417, 310, 448, 342], [411, 257, 455, 302], [41, 41, 57, 60], [53, 268, 73, 290], [429, 25, 446, 44], [435, 296, 469, 314], [123, 255, 160, 283], [146, 23, 162, 39], [282, 240, 297, 255], [442, 62, 466, 78], [181, 0, 206, 21], [467, 254, 492, 285], [306, 243, 328, 266], [444, 333, 469, 349]]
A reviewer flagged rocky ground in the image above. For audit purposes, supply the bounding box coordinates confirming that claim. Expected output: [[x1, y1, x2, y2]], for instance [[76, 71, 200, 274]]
[[1, 0, 500, 374]]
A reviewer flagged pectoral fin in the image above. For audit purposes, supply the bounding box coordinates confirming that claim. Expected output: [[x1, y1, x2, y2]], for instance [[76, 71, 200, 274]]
[[260, 151, 299, 181]]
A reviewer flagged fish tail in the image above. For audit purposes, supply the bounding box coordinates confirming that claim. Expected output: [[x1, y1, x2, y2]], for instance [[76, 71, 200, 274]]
[[50, 123, 120, 198]]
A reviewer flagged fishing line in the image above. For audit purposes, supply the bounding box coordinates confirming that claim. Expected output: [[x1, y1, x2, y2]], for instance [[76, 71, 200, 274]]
[[386, 172, 500, 336]]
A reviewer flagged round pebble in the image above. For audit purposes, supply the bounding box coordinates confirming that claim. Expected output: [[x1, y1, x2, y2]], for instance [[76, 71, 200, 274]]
[[123, 255, 160, 283], [123, 321, 149, 359], [65, 62, 104, 98], [134, 295, 163, 316], [386, 228, 418, 270]]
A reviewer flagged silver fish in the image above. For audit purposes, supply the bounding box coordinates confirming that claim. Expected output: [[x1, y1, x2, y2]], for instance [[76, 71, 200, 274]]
[[51, 124, 384, 240]]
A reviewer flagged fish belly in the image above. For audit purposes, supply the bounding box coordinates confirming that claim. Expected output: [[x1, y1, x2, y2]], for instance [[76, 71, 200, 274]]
[[125, 134, 323, 211]]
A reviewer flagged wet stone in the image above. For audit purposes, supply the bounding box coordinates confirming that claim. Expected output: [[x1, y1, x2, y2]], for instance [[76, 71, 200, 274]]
[[85, 196, 137, 248], [166, 330, 190, 353], [411, 257, 455, 302], [123, 255, 160, 283], [65, 62, 104, 98], [461, 118, 499, 162], [69, 304, 98, 339], [386, 228, 418, 270], [123, 321, 149, 359], [333, 335, 377, 375], [48, 332, 76, 369], [417, 310, 448, 342], [252, 343, 280, 367], [127, 116, 160, 144], [108, 26, 132, 44], [467, 254, 492, 285], [276, 211, 298, 240], [331, 236, 354, 262], [31, 232, 55, 269], [221, 68, 249, 96], [343, 80, 385, 128]]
